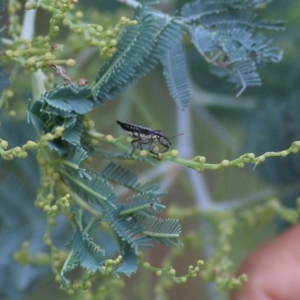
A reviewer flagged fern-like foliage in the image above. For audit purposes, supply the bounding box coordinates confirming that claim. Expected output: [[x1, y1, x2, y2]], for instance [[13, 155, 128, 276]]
[[72, 230, 106, 273], [24, 1, 284, 291], [113, 242, 138, 276], [182, 0, 284, 95], [120, 191, 166, 217], [65, 172, 117, 221], [137, 216, 182, 247], [91, 9, 183, 105], [60, 251, 80, 288], [111, 215, 153, 253], [100, 162, 161, 194], [162, 41, 192, 109]]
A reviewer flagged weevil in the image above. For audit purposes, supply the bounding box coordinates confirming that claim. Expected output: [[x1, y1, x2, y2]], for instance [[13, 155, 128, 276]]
[[116, 120, 179, 159]]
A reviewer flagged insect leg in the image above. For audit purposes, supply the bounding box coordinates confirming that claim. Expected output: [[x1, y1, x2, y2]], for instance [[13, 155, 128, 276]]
[[131, 132, 147, 155], [131, 138, 141, 155], [158, 137, 170, 153], [149, 139, 160, 159]]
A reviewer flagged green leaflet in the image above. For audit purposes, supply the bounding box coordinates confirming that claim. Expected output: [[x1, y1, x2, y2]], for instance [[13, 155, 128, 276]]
[[181, 0, 274, 21], [162, 41, 192, 110], [62, 146, 88, 172], [111, 215, 153, 253], [64, 171, 117, 211], [92, 12, 160, 101], [138, 216, 183, 247], [183, 0, 284, 95], [100, 162, 161, 193], [91, 10, 185, 107], [41, 85, 94, 115], [119, 191, 166, 217], [71, 230, 106, 273], [113, 242, 138, 276], [111, 215, 183, 254], [60, 250, 80, 289]]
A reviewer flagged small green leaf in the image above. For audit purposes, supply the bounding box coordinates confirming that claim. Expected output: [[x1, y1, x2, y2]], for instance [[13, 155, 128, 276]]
[[42, 85, 93, 114], [72, 230, 105, 273]]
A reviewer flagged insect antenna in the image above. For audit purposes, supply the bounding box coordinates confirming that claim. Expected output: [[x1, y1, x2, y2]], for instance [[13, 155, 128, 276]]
[[168, 133, 184, 140], [162, 133, 183, 146]]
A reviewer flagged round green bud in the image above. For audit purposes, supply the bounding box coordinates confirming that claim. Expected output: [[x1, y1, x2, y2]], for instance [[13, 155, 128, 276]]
[[171, 150, 179, 157], [13, 50, 21, 57], [75, 11, 83, 19], [44, 133, 54, 140], [221, 160, 229, 166], [90, 38, 98, 46], [5, 50, 13, 57], [43, 205, 51, 212], [169, 268, 176, 275], [8, 110, 16, 118], [197, 260, 204, 266], [293, 141, 300, 148], [140, 150, 148, 157], [44, 52, 53, 60], [180, 277, 187, 283], [55, 126, 64, 135], [3, 154, 13, 160], [19, 152, 28, 158], [105, 135, 114, 142], [5, 90, 14, 98], [91, 138, 99, 146], [53, 260, 60, 268], [97, 26, 103, 32], [247, 153, 255, 159], [25, 2, 37, 9], [66, 59, 76, 67], [47, 194, 55, 202], [153, 146, 159, 153], [105, 30, 113, 37], [99, 41, 107, 47], [26, 57, 36, 66], [25, 140, 37, 149], [1, 140, 8, 149], [14, 146, 22, 153], [199, 156, 206, 163], [110, 39, 117, 46], [62, 19, 70, 26], [143, 262, 150, 268]]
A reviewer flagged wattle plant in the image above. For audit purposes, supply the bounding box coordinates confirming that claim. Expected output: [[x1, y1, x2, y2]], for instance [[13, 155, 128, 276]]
[[1, 0, 296, 299]]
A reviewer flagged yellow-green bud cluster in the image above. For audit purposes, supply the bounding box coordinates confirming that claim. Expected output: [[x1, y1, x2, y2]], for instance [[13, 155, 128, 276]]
[[43, 203, 58, 216], [57, 194, 71, 208], [0, 140, 29, 159], [101, 256, 123, 274], [13, 241, 32, 264]]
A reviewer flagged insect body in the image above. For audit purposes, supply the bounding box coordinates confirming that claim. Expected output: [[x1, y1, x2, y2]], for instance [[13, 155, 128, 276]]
[[116, 120, 172, 158]]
